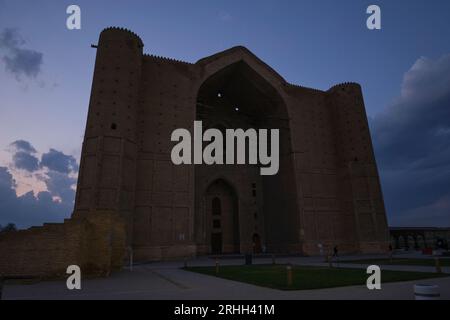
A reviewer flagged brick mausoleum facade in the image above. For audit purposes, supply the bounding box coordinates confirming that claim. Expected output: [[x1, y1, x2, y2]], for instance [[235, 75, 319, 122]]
[[0, 27, 389, 277]]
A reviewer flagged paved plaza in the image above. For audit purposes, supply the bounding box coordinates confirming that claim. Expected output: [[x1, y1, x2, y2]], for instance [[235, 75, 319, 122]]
[[3, 254, 450, 300]]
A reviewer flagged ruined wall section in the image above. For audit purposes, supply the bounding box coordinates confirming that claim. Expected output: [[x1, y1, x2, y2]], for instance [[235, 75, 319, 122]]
[[0, 211, 126, 278]]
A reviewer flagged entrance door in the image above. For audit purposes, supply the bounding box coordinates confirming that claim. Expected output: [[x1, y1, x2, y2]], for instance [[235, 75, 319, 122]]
[[253, 233, 262, 253], [205, 179, 239, 254], [211, 233, 222, 254]]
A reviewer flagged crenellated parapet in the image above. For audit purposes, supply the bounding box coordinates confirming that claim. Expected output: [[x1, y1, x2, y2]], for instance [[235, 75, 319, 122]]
[[327, 82, 362, 92], [99, 27, 144, 48], [144, 53, 193, 65]]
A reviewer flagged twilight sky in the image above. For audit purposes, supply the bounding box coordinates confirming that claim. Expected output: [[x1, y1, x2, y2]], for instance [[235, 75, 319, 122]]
[[0, 0, 449, 228]]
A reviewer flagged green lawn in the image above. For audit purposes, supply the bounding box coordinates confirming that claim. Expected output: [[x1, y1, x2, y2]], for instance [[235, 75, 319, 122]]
[[185, 265, 447, 290], [339, 258, 450, 267]]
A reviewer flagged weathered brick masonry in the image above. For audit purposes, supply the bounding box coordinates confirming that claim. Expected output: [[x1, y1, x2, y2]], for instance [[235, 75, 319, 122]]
[[0, 27, 390, 277], [0, 211, 125, 278]]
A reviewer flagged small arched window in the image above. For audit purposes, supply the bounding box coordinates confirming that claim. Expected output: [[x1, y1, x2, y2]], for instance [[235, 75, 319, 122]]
[[212, 197, 221, 216]]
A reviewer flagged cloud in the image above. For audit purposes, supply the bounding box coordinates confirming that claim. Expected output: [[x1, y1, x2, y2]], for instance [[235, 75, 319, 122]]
[[40, 148, 79, 174], [10, 140, 37, 154], [0, 28, 43, 80], [0, 166, 17, 192], [0, 142, 79, 229], [8, 140, 39, 172], [3, 49, 43, 78], [372, 54, 450, 227], [42, 170, 76, 203], [0, 166, 74, 228], [12, 151, 39, 172]]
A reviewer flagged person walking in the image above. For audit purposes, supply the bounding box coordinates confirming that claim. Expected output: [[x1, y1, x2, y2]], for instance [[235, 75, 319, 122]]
[[333, 245, 338, 258], [332, 245, 339, 266]]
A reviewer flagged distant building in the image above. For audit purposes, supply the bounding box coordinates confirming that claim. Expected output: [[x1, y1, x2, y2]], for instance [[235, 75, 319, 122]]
[[390, 227, 450, 250]]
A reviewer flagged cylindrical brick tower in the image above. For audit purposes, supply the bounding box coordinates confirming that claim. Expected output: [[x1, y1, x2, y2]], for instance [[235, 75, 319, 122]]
[[328, 83, 377, 166], [328, 83, 389, 253], [73, 27, 143, 236]]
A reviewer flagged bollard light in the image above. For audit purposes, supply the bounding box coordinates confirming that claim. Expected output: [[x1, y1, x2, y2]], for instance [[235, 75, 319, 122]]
[[286, 265, 293, 287], [435, 257, 442, 274]]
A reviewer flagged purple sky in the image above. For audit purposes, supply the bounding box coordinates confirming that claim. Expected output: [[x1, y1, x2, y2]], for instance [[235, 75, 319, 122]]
[[0, 0, 450, 228]]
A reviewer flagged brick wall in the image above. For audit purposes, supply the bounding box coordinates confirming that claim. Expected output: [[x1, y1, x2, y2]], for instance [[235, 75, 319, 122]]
[[0, 211, 126, 278]]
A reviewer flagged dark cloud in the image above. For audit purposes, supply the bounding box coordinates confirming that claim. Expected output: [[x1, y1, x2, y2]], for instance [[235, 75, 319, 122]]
[[0, 141, 79, 229], [8, 140, 39, 172], [0, 166, 16, 192], [371, 54, 450, 227], [0, 28, 43, 79], [3, 49, 43, 78], [42, 170, 77, 203], [8, 140, 79, 176], [0, 166, 74, 229], [0, 28, 24, 48], [10, 140, 37, 154], [12, 151, 39, 172], [40, 149, 79, 174]]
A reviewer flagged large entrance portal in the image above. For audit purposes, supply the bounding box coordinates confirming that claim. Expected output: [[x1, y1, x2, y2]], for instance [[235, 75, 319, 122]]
[[194, 60, 299, 255]]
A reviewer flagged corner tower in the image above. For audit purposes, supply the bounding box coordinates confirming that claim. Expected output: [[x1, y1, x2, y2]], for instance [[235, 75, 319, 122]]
[[73, 27, 144, 239], [327, 83, 389, 253]]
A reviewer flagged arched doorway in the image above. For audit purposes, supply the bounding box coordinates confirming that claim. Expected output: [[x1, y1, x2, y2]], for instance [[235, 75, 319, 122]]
[[205, 179, 239, 254], [211, 197, 222, 253], [253, 233, 262, 253]]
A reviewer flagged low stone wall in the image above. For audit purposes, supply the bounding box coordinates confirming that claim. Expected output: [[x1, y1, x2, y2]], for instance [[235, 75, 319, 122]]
[[0, 211, 126, 278]]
